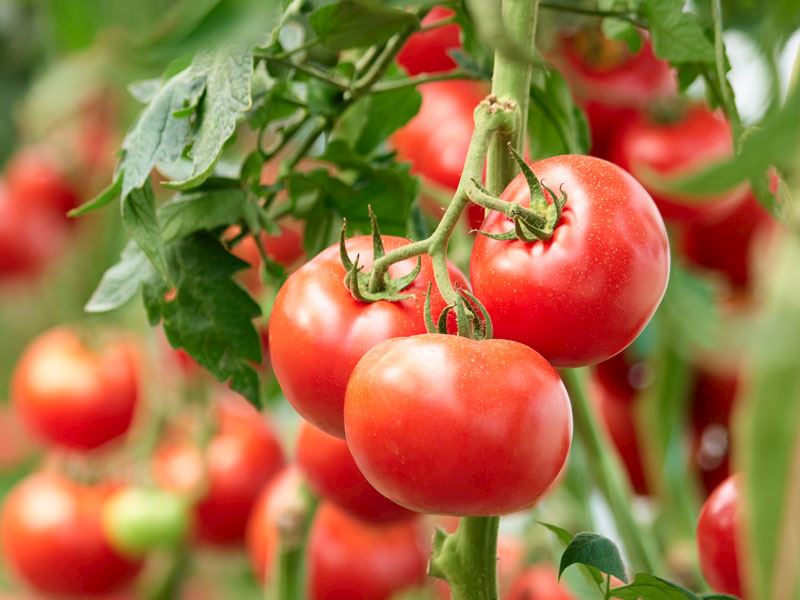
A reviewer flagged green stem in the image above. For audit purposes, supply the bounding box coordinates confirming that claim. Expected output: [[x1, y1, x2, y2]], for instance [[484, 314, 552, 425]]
[[419, 14, 458, 33], [260, 55, 350, 91], [429, 516, 500, 600], [485, 0, 538, 193], [539, 1, 646, 28], [146, 546, 190, 600], [561, 368, 663, 575], [710, 0, 743, 141], [371, 70, 477, 93], [268, 487, 318, 600]]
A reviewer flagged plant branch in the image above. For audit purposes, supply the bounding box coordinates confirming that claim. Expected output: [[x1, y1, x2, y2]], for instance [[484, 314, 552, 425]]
[[260, 55, 351, 91], [420, 14, 458, 33], [710, 0, 743, 141], [371, 70, 478, 93], [429, 517, 500, 600]]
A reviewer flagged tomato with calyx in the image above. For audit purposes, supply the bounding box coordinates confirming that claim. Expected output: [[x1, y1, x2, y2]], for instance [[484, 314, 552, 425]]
[[610, 104, 746, 222], [397, 6, 461, 76], [270, 235, 468, 438], [297, 421, 414, 523], [153, 393, 285, 545], [6, 148, 79, 219], [505, 565, 576, 600], [697, 475, 744, 597], [12, 328, 139, 451], [470, 154, 669, 367], [391, 80, 488, 229], [551, 29, 676, 159], [0, 472, 142, 597], [345, 333, 571, 515]]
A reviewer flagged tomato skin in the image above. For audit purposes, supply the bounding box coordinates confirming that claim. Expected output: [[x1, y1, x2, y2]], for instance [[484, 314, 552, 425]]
[[610, 105, 746, 222], [11, 328, 139, 451], [269, 235, 468, 438], [308, 503, 428, 600], [505, 566, 576, 600], [697, 475, 744, 597], [6, 148, 79, 219], [470, 155, 669, 367], [153, 394, 285, 546], [344, 333, 572, 515], [397, 7, 460, 76], [0, 472, 142, 596], [296, 421, 414, 523]]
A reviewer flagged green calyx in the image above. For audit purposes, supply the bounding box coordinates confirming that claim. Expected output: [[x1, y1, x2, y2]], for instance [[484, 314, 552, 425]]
[[340, 207, 421, 303], [475, 146, 568, 242], [424, 285, 493, 341]]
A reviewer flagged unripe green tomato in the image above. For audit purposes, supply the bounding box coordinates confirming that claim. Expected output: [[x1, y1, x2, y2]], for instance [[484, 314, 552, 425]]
[[102, 487, 190, 557]]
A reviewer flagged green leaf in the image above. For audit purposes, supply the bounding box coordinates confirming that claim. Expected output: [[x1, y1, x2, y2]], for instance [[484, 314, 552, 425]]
[[68, 174, 122, 217], [149, 232, 263, 406], [641, 0, 714, 65], [128, 78, 162, 104], [610, 573, 701, 599], [166, 45, 254, 190], [601, 18, 643, 54], [529, 69, 590, 159], [309, 0, 416, 50], [122, 185, 170, 282], [699, 595, 739, 600], [85, 242, 155, 313], [559, 532, 627, 584], [160, 188, 250, 242], [538, 522, 576, 547]]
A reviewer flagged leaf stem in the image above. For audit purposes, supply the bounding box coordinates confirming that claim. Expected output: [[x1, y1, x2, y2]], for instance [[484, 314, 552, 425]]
[[371, 70, 478, 93], [419, 14, 458, 33], [260, 55, 350, 91], [710, 0, 743, 140]]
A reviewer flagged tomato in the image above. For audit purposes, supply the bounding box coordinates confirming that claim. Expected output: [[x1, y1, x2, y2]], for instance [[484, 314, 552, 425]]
[[697, 474, 744, 597], [344, 333, 572, 515], [308, 503, 428, 600], [0, 472, 141, 596], [682, 190, 774, 291], [102, 487, 190, 556], [610, 105, 746, 222], [153, 393, 285, 545], [551, 29, 675, 159], [391, 80, 488, 230], [296, 421, 414, 523], [505, 566, 576, 600], [397, 7, 460, 76], [470, 155, 669, 367], [11, 328, 139, 450], [228, 222, 305, 294], [0, 181, 68, 279], [269, 235, 468, 438], [5, 148, 79, 219]]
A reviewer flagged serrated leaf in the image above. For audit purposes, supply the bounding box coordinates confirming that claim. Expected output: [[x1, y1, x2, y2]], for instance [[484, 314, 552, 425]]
[[610, 573, 701, 600], [641, 0, 714, 65], [159, 188, 250, 242], [85, 241, 154, 313], [69, 174, 122, 217], [167, 45, 254, 190], [122, 185, 170, 282], [309, 0, 416, 50], [559, 532, 627, 584]]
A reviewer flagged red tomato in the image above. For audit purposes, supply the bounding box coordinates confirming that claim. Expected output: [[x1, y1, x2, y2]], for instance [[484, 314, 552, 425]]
[[391, 80, 488, 229], [505, 565, 576, 600], [470, 155, 669, 367], [0, 472, 141, 596], [269, 235, 468, 438], [308, 503, 428, 600], [344, 333, 572, 515], [11, 328, 139, 450], [697, 474, 744, 597], [0, 181, 68, 279], [296, 421, 414, 523], [397, 7, 461, 76], [5, 148, 79, 219], [682, 191, 774, 291], [610, 105, 746, 222], [153, 393, 285, 545], [551, 29, 676, 159]]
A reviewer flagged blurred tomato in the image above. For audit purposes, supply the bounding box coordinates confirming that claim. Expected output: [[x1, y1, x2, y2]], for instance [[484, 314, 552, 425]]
[[505, 565, 575, 600], [6, 148, 79, 220], [228, 222, 305, 294], [1, 472, 142, 597], [697, 475, 744, 597], [12, 328, 139, 451], [397, 7, 461, 75], [153, 393, 285, 545]]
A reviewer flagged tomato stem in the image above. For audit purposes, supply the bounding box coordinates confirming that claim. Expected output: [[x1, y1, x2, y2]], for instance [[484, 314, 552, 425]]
[[270, 486, 318, 600]]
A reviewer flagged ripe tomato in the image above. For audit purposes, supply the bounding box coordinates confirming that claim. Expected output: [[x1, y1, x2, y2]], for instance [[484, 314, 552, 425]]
[[391, 80, 488, 229], [5, 148, 79, 219], [308, 503, 428, 600], [610, 105, 746, 222], [11, 328, 139, 450], [153, 393, 285, 545], [269, 235, 468, 438], [697, 474, 744, 597], [470, 155, 669, 367], [0, 472, 142, 596], [505, 565, 576, 600], [296, 421, 413, 523], [397, 6, 461, 76], [344, 333, 572, 515], [551, 29, 675, 159]]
